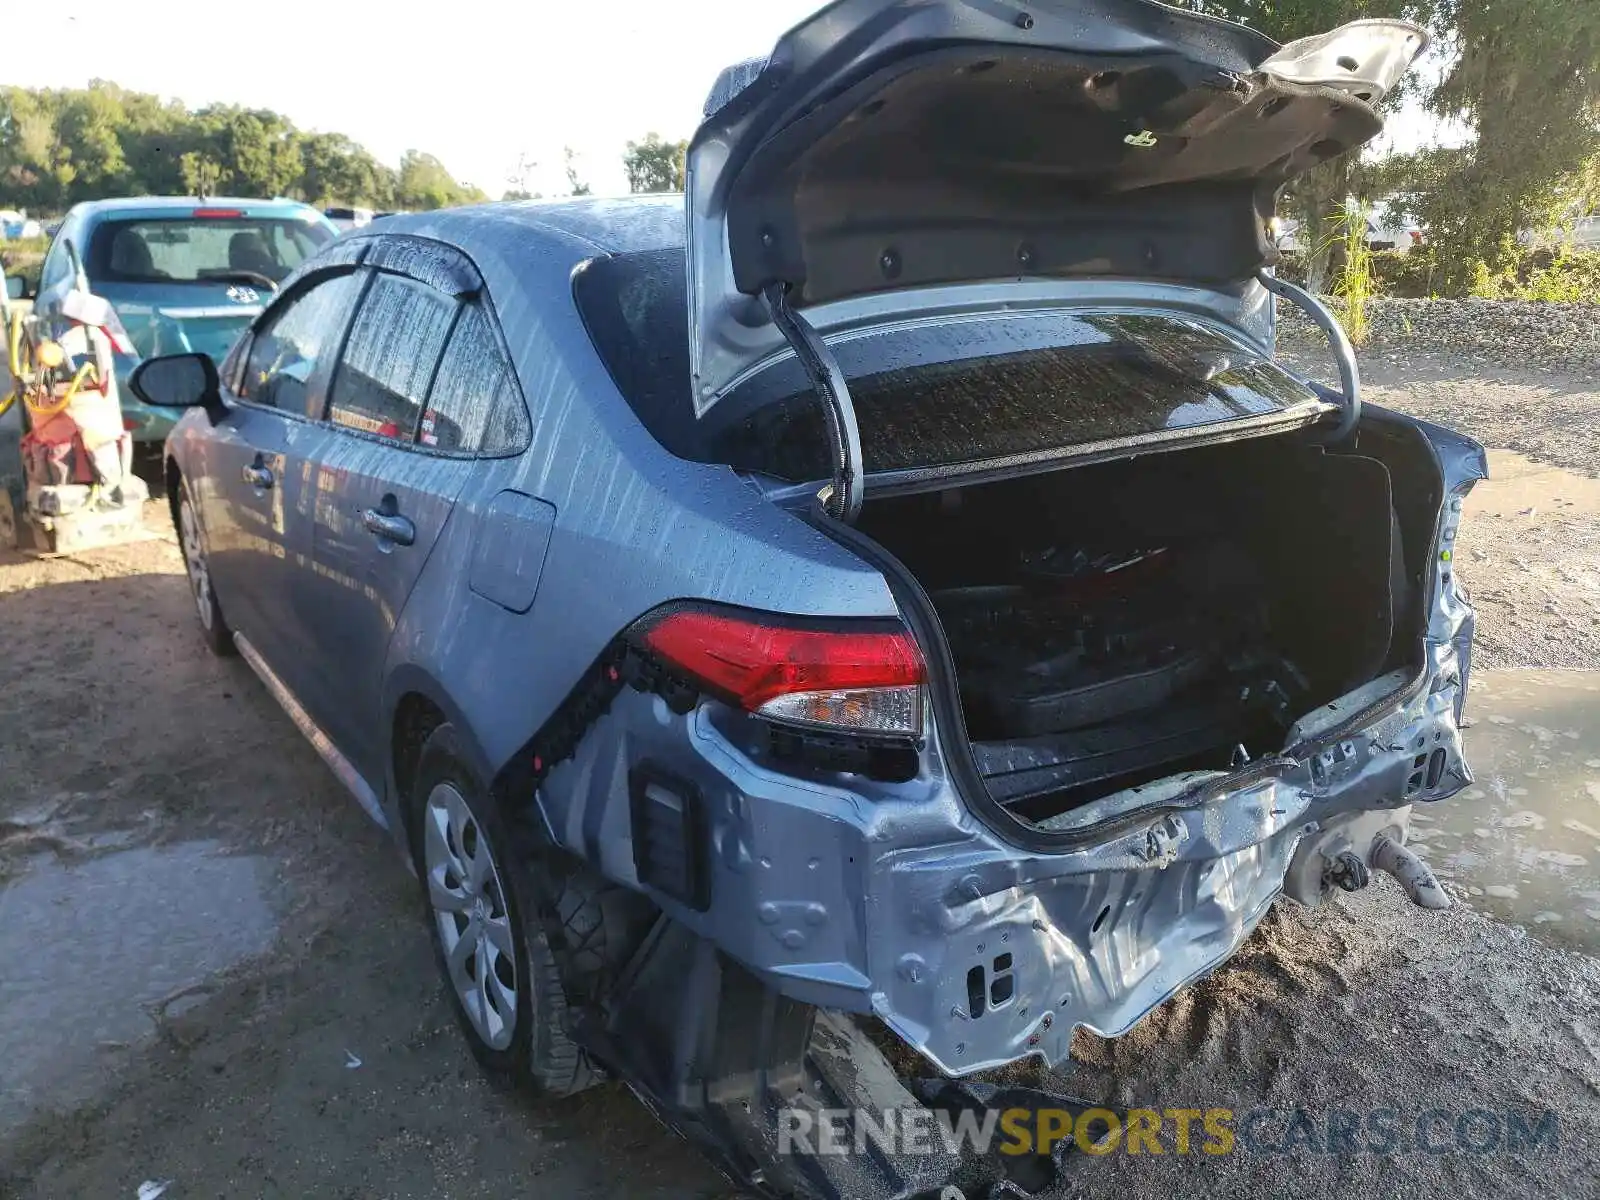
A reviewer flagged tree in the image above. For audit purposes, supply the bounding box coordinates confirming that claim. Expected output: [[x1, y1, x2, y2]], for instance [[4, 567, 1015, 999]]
[[564, 146, 592, 197], [0, 86, 67, 209], [1407, 0, 1600, 290], [55, 84, 129, 198], [0, 81, 470, 215], [300, 132, 393, 207], [179, 151, 222, 198], [1175, 1, 1600, 291], [398, 150, 481, 210], [504, 152, 540, 201], [623, 133, 687, 193]]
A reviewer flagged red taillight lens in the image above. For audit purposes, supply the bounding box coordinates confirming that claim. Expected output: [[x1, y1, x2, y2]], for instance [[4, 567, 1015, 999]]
[[191, 208, 245, 219], [639, 608, 926, 736]]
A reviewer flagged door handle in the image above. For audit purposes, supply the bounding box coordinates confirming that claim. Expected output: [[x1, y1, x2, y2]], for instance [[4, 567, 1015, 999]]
[[242, 463, 274, 489], [362, 507, 416, 546]]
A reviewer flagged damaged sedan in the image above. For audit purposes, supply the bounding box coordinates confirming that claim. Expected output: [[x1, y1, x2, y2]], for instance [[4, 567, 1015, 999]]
[[139, 2, 1482, 1196]]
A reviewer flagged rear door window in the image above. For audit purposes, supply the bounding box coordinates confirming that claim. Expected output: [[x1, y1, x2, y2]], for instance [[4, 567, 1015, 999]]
[[421, 304, 530, 455], [327, 273, 458, 444], [240, 271, 363, 415]]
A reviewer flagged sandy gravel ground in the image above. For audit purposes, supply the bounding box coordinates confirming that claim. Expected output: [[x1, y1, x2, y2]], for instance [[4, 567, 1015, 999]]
[[1, 353, 1597, 1200]]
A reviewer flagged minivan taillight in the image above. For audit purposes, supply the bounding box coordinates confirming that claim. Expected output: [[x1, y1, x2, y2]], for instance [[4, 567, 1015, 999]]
[[637, 608, 926, 737]]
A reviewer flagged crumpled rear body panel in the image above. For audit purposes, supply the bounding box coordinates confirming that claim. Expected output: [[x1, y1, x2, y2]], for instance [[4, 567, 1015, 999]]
[[520, 418, 1484, 1078]]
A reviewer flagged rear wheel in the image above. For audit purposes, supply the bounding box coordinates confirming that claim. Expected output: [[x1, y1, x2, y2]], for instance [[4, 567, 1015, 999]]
[[175, 479, 235, 657], [412, 725, 595, 1096]]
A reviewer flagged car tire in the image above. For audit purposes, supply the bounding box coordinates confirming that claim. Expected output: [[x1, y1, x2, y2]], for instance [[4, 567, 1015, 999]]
[[174, 478, 236, 657], [411, 724, 596, 1097]]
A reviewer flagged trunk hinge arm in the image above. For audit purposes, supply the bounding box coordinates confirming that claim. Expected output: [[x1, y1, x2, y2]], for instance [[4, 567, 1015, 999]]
[[761, 281, 864, 524], [1256, 269, 1362, 443]]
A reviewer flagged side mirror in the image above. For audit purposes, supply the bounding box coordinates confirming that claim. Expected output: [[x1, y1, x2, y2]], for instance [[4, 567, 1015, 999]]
[[4, 274, 33, 302], [129, 352, 222, 412]]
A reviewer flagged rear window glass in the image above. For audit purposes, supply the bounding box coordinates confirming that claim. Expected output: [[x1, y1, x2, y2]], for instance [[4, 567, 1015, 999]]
[[574, 250, 1322, 483], [88, 216, 333, 286], [718, 314, 1322, 481], [572, 247, 697, 457]]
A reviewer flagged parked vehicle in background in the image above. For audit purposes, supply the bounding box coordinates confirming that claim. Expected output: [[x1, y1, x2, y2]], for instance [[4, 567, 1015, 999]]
[[325, 206, 375, 233], [136, 7, 1478, 1199], [32, 197, 337, 442], [1367, 210, 1426, 250], [1522, 212, 1600, 249], [1272, 205, 1424, 254]]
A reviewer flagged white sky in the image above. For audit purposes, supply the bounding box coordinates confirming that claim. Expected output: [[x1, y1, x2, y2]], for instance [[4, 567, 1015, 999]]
[[18, 1, 1460, 201], [17, 0, 823, 198]]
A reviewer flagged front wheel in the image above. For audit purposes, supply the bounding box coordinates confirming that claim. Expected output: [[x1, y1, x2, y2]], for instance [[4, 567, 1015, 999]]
[[411, 725, 596, 1096], [175, 478, 235, 657]]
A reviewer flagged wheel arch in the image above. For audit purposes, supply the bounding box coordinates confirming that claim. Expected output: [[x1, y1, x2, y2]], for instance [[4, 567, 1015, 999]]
[[164, 453, 183, 527], [383, 664, 499, 856]]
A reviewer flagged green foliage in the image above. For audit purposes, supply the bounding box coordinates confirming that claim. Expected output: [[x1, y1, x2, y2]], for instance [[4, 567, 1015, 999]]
[[0, 81, 480, 213], [1174, 1, 1600, 296], [1279, 245, 1600, 300], [0, 236, 48, 293], [1333, 205, 1378, 344], [397, 151, 486, 211], [564, 147, 592, 197], [1408, 0, 1600, 292], [1468, 247, 1600, 302], [623, 133, 687, 194]]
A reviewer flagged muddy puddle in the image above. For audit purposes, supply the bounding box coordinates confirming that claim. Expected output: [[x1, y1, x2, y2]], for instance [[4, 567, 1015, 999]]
[[1413, 669, 1600, 954], [0, 840, 279, 1133]]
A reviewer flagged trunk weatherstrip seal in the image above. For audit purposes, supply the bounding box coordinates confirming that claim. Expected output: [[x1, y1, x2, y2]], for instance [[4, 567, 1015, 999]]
[[761, 281, 864, 523]]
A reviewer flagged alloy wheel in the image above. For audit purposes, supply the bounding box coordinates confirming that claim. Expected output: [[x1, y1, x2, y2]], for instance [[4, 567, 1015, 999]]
[[178, 494, 213, 631], [423, 782, 519, 1050]]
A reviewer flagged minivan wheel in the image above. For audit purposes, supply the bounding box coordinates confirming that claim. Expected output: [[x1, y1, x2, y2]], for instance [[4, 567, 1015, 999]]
[[175, 479, 235, 657], [411, 725, 595, 1096]]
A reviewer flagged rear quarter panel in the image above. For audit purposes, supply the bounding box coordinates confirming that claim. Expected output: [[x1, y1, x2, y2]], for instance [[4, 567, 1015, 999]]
[[379, 215, 898, 822]]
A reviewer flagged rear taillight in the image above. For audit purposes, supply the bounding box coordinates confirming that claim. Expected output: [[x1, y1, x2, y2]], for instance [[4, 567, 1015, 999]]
[[192, 208, 245, 219], [637, 607, 926, 737]]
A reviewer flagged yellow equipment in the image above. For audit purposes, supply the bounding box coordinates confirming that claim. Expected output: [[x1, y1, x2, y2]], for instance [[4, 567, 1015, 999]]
[[2, 291, 148, 554]]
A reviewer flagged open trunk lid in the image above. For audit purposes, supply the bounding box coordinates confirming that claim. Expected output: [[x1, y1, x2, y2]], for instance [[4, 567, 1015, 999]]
[[685, 0, 1425, 413]]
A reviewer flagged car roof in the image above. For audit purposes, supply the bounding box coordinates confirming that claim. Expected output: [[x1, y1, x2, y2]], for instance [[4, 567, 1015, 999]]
[[374, 195, 688, 259], [70, 196, 325, 223]]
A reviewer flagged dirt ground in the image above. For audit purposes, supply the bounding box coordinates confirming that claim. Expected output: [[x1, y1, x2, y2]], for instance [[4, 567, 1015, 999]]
[[2, 355, 1598, 1200]]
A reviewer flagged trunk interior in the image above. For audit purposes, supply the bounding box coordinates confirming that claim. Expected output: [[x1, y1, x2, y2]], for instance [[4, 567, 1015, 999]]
[[857, 427, 1441, 827]]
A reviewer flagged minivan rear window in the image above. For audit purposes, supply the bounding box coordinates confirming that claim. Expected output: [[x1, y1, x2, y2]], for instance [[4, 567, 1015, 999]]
[[574, 249, 1324, 483], [88, 216, 334, 286]]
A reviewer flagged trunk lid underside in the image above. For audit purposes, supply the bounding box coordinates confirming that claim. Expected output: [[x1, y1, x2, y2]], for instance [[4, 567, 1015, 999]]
[[687, 0, 1426, 410]]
